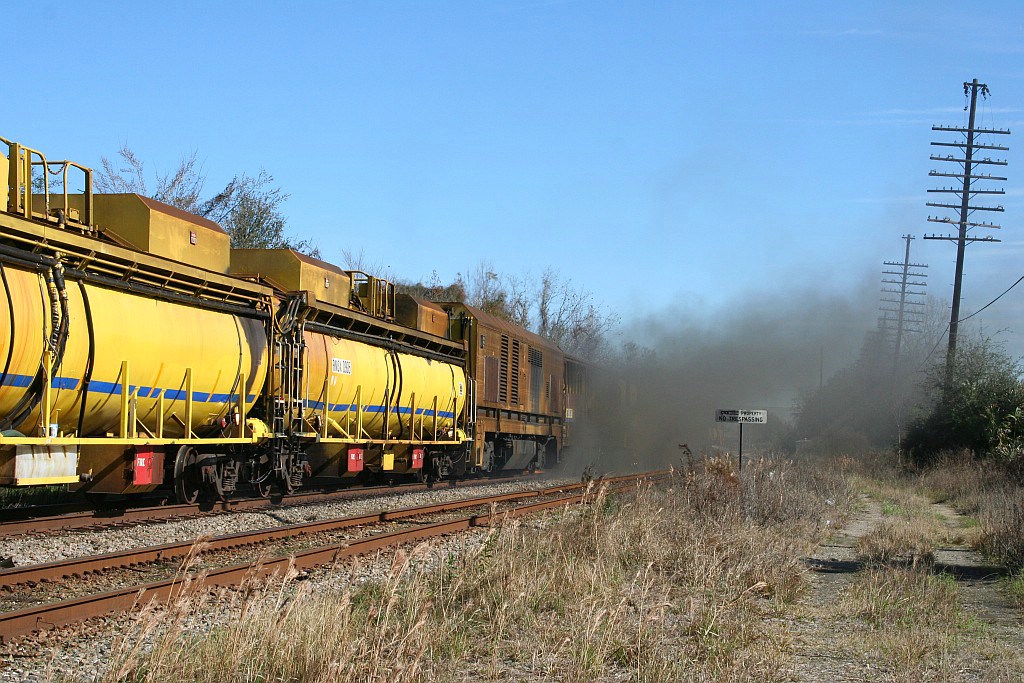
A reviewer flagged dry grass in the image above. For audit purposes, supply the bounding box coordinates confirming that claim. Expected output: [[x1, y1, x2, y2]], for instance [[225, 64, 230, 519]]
[[837, 567, 991, 683], [852, 477, 951, 568], [812, 456, 1024, 681], [918, 458, 1024, 598], [67, 459, 850, 683]]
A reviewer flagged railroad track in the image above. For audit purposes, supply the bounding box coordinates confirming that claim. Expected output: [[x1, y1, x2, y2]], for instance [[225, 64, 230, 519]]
[[0, 476, 527, 538], [0, 470, 669, 641]]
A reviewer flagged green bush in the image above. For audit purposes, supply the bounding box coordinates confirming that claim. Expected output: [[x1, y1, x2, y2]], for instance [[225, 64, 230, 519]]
[[903, 337, 1024, 465]]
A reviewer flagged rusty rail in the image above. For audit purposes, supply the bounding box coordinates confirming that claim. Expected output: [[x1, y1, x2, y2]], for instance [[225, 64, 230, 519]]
[[0, 470, 669, 641], [0, 476, 528, 538], [0, 483, 584, 588]]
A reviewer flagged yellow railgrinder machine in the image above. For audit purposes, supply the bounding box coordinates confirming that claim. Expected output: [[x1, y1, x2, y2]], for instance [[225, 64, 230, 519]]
[[0, 134, 471, 501]]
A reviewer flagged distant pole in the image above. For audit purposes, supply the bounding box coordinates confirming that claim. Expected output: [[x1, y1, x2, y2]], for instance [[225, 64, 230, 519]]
[[894, 235, 912, 372], [819, 346, 823, 392], [924, 78, 1009, 379], [880, 235, 928, 377]]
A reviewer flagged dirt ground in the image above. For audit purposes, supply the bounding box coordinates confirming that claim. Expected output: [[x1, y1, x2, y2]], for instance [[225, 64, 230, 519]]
[[783, 493, 1024, 682]]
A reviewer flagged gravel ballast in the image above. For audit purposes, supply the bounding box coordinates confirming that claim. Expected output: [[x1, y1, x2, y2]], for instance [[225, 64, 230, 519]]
[[0, 477, 577, 681]]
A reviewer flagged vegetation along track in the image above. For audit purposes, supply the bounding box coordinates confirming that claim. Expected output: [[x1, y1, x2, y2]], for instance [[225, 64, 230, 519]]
[[0, 476, 529, 538], [0, 470, 668, 641]]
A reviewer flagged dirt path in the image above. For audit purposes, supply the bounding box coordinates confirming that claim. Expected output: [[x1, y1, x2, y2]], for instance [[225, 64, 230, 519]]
[[783, 492, 1024, 682]]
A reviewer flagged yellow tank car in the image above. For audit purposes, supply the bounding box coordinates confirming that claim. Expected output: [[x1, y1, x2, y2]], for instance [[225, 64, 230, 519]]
[[0, 135, 274, 496], [0, 260, 269, 493], [301, 329, 466, 478]]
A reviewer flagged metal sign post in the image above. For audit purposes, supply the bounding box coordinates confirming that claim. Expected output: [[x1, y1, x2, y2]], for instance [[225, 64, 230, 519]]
[[739, 422, 744, 471], [715, 409, 767, 472]]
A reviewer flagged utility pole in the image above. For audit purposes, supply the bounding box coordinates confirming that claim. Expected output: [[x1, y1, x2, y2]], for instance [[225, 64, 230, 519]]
[[880, 235, 928, 376], [924, 78, 1009, 377]]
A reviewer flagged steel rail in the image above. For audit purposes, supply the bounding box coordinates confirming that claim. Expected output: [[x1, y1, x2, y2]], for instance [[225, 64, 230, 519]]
[[0, 470, 668, 641], [0, 476, 527, 538], [0, 481, 588, 588]]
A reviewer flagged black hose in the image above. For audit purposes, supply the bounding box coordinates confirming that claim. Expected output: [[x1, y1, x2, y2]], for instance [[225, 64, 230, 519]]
[[393, 350, 405, 439], [0, 243, 56, 270], [2, 264, 71, 431], [0, 262, 16, 396], [75, 281, 95, 437]]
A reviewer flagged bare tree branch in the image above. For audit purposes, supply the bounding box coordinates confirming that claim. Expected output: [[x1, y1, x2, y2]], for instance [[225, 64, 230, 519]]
[[94, 145, 318, 256], [95, 144, 148, 195], [340, 248, 386, 277]]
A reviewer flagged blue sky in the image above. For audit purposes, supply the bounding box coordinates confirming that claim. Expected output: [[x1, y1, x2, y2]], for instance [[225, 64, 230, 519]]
[[10, 1, 1024, 363]]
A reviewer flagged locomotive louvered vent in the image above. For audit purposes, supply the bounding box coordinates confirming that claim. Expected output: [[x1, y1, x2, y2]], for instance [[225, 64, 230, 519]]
[[500, 335, 510, 403], [484, 356, 500, 402], [510, 339, 520, 405], [529, 347, 543, 407]]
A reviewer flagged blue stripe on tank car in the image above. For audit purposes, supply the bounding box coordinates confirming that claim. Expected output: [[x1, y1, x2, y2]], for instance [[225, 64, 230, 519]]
[[89, 380, 118, 394], [1, 373, 33, 388], [0, 374, 258, 408]]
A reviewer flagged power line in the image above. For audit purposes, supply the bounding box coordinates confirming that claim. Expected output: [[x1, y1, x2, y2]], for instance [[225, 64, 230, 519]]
[[921, 272, 1024, 364], [956, 273, 1024, 323], [923, 324, 949, 364]]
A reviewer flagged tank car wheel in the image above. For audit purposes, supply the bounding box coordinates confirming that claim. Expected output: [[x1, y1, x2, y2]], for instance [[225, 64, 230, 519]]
[[173, 446, 202, 504]]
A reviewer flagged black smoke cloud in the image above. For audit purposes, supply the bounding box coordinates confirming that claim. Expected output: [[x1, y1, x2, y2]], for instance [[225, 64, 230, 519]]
[[570, 277, 879, 473]]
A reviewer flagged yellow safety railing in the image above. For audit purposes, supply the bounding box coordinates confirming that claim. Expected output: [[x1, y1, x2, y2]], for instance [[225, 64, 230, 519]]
[[2, 136, 93, 227]]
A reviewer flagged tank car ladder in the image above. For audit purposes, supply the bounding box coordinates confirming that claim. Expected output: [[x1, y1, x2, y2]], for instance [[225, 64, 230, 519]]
[[272, 333, 307, 437]]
